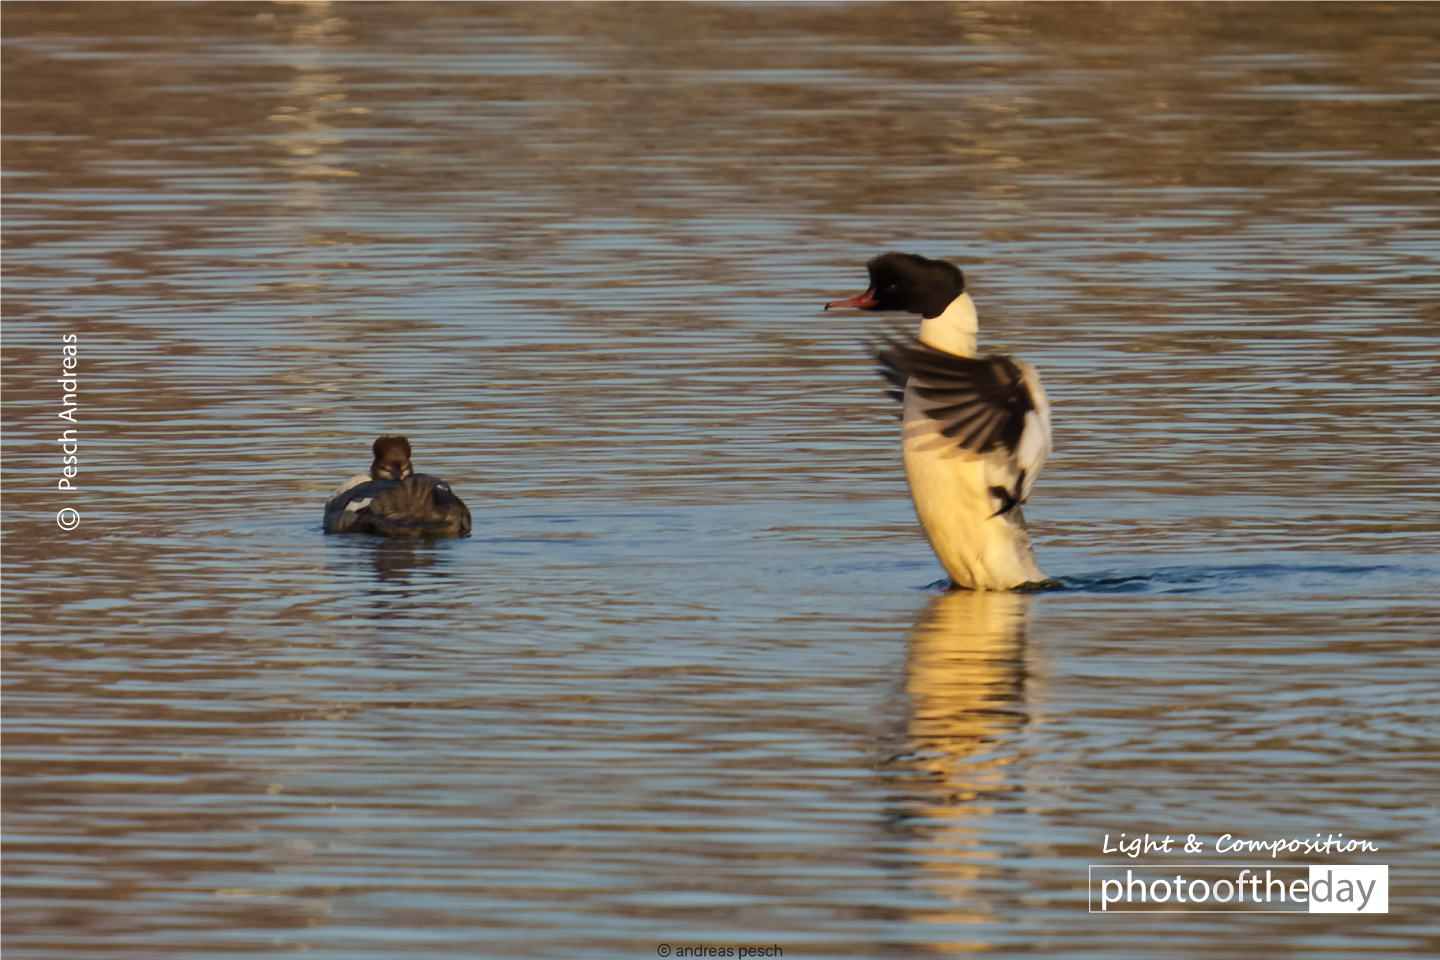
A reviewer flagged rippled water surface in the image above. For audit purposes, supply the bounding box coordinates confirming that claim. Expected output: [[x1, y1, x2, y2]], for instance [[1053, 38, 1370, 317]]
[[4, 3, 1439, 957]]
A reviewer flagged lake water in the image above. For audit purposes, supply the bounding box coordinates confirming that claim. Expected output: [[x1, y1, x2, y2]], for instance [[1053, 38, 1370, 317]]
[[3, 3, 1438, 958]]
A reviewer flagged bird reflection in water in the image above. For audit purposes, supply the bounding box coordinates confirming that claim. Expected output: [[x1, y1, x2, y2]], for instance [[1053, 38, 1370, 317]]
[[879, 589, 1035, 920], [358, 540, 461, 627], [369, 538, 444, 583]]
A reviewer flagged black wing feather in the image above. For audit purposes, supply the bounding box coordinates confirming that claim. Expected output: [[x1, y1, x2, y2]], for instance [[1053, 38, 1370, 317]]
[[870, 332, 1035, 456]]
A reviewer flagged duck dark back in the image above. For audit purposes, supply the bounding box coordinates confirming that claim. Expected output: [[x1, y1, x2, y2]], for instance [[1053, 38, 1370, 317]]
[[324, 474, 471, 538]]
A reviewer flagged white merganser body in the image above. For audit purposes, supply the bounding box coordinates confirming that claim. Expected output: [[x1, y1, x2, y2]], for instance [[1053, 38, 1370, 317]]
[[827, 253, 1051, 590]]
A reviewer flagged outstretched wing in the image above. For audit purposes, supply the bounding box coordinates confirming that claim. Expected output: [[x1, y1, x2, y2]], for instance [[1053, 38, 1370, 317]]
[[873, 331, 1052, 512], [873, 334, 1035, 455]]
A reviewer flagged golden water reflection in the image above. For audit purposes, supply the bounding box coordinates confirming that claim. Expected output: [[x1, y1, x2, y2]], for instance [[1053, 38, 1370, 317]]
[[894, 590, 1034, 923]]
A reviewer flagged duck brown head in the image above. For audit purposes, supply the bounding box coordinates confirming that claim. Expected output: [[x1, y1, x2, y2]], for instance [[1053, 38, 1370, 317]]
[[370, 435, 414, 481]]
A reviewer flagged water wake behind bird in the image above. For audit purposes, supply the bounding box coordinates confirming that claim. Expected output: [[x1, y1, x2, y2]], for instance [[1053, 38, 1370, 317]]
[[925, 560, 1432, 597]]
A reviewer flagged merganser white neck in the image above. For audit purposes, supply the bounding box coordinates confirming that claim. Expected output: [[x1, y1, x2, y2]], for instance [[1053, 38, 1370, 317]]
[[917, 292, 978, 358]]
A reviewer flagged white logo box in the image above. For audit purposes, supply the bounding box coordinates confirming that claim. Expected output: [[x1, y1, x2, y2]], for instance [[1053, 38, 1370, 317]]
[[1088, 865, 1388, 913], [1308, 865, 1387, 914]]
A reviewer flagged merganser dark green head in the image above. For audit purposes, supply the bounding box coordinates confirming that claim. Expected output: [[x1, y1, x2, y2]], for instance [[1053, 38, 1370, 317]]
[[825, 252, 966, 320]]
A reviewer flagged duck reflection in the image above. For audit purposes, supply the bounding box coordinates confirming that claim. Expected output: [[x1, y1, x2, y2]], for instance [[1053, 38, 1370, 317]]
[[369, 537, 443, 584], [881, 589, 1034, 918], [353, 539, 456, 625]]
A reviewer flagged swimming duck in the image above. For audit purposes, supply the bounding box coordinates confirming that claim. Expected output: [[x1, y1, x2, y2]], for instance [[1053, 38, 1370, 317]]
[[323, 435, 472, 537], [826, 252, 1051, 590]]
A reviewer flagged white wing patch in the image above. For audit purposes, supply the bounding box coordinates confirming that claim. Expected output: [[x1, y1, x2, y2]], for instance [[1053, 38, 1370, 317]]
[[329, 474, 370, 500]]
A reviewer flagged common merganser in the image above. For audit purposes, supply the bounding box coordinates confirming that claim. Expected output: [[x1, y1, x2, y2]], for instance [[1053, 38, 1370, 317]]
[[826, 252, 1051, 590], [323, 435, 472, 537]]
